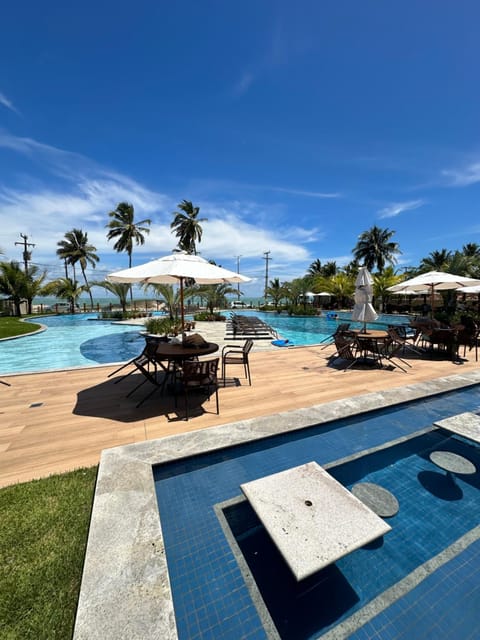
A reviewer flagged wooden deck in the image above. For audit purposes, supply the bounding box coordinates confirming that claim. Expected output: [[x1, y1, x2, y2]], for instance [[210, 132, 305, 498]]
[[1, 343, 479, 487]]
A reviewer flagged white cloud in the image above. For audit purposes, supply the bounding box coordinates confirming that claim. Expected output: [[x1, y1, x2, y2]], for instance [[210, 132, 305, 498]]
[[269, 186, 341, 199], [0, 132, 325, 296], [442, 162, 480, 186], [378, 199, 425, 219], [232, 72, 255, 97], [0, 92, 19, 114]]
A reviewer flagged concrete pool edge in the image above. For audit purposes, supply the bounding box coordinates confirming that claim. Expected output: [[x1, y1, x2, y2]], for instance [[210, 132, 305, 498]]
[[73, 369, 480, 640]]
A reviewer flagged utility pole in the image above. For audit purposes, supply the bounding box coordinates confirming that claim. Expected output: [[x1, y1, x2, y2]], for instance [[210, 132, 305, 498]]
[[15, 233, 35, 273], [263, 251, 271, 301], [236, 255, 242, 300]]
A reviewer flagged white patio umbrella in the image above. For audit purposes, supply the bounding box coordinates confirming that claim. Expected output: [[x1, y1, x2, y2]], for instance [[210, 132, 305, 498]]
[[457, 285, 480, 294], [387, 271, 480, 316], [107, 252, 251, 330], [351, 266, 378, 332]]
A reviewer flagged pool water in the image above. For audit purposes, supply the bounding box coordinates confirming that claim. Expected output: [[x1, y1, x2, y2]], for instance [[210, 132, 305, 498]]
[[0, 314, 146, 374], [154, 386, 480, 640], [0, 311, 411, 375], [237, 310, 410, 346]]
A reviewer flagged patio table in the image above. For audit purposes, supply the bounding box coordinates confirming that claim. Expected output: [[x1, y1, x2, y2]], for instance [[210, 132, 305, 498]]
[[240, 461, 391, 581], [153, 341, 219, 390]]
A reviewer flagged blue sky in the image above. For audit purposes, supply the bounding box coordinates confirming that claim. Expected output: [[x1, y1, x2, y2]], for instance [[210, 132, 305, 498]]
[[1, 1, 480, 297]]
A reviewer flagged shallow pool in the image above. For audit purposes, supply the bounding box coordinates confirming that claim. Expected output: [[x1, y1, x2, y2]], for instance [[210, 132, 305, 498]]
[[154, 386, 480, 640], [0, 314, 146, 374]]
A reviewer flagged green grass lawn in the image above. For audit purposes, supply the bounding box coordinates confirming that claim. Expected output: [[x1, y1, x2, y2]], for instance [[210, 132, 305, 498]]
[[0, 467, 97, 639], [0, 317, 42, 339]]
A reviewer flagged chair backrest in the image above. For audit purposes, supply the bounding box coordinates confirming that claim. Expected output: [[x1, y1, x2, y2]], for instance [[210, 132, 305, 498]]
[[335, 323, 351, 334], [333, 332, 356, 359], [182, 358, 219, 386], [243, 339, 254, 355], [387, 327, 404, 344]]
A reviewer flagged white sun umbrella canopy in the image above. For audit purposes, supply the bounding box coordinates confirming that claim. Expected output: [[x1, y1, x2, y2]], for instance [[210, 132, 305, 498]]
[[107, 252, 251, 330], [351, 267, 378, 332], [387, 271, 480, 316], [457, 285, 480, 294]]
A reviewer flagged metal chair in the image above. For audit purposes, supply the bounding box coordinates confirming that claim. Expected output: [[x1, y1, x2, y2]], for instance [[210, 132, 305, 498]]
[[176, 357, 220, 420], [222, 339, 253, 386]]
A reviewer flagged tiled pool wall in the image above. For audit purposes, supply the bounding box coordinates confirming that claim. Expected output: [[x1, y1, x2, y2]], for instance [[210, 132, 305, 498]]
[[154, 394, 480, 639], [73, 370, 480, 640]]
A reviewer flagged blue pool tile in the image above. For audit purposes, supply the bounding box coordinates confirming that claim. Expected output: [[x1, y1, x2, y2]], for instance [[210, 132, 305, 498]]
[[154, 385, 480, 639]]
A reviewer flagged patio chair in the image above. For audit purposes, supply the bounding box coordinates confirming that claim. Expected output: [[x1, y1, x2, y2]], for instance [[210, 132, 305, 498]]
[[108, 336, 167, 383], [320, 322, 351, 349], [456, 323, 479, 361], [222, 339, 253, 386], [0, 379, 11, 386], [111, 337, 170, 407], [328, 331, 359, 369], [387, 326, 423, 356], [382, 332, 412, 372], [176, 357, 219, 420]]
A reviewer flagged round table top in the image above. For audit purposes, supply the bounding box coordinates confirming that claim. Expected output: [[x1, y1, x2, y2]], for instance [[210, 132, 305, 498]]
[[352, 329, 388, 338], [429, 450, 476, 475], [351, 482, 399, 517], [154, 341, 219, 359]]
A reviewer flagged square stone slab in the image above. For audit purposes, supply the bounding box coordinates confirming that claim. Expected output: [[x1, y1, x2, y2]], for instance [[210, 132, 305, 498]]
[[434, 412, 480, 444], [240, 461, 391, 581]]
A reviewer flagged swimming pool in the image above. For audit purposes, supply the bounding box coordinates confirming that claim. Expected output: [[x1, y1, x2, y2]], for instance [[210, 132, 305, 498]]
[[154, 385, 480, 639], [238, 310, 410, 346], [0, 314, 147, 375], [0, 311, 411, 375]]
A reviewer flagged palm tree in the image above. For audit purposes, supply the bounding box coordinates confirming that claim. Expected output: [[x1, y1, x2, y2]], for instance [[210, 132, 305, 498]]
[[56, 229, 99, 308], [92, 281, 130, 313], [372, 266, 399, 312], [106, 203, 152, 267], [321, 261, 338, 277], [42, 278, 86, 314], [143, 283, 180, 320], [106, 202, 151, 304], [265, 278, 286, 310], [353, 226, 401, 273], [194, 283, 237, 314], [24, 265, 47, 315], [307, 259, 322, 276], [0, 261, 29, 316], [419, 249, 453, 273], [328, 273, 355, 308], [170, 200, 207, 255], [462, 243, 480, 258]]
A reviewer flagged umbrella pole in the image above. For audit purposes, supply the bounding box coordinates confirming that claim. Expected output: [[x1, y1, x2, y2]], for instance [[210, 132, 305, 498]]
[[180, 278, 185, 333]]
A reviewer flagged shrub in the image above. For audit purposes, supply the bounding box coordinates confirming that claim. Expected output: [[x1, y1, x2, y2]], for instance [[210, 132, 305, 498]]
[[144, 317, 182, 336], [193, 312, 226, 322]]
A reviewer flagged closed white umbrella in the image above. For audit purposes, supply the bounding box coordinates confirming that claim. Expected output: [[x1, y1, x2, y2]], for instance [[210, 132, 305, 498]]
[[351, 267, 378, 332], [108, 252, 251, 330]]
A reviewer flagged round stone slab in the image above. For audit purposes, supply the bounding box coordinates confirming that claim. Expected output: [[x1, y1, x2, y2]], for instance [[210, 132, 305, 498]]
[[351, 482, 399, 518], [430, 451, 476, 475]]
